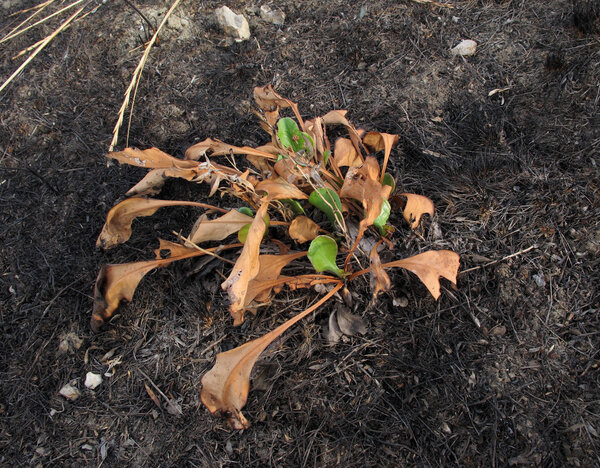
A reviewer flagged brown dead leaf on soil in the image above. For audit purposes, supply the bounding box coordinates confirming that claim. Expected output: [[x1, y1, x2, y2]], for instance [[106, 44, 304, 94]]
[[189, 209, 254, 245], [369, 243, 391, 302], [289, 216, 320, 243], [221, 202, 269, 325], [383, 250, 460, 300], [108, 147, 199, 169], [200, 282, 342, 429], [334, 137, 362, 168], [362, 131, 399, 183], [97, 198, 226, 249], [398, 193, 435, 229], [255, 177, 308, 200]]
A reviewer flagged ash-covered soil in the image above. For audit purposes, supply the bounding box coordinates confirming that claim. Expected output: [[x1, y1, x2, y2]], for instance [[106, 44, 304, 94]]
[[1, 0, 599, 466]]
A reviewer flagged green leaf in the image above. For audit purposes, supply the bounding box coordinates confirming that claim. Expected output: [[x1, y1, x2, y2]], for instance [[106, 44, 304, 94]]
[[237, 212, 270, 243], [238, 207, 254, 217], [278, 117, 303, 152], [373, 199, 391, 235], [382, 173, 395, 192], [283, 199, 305, 215], [323, 149, 331, 165], [308, 236, 345, 278], [309, 188, 343, 228], [237, 223, 251, 243]]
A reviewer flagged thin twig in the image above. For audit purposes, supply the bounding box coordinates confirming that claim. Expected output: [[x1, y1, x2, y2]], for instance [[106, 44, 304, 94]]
[[459, 244, 538, 275], [173, 231, 236, 265], [0, 6, 85, 93], [109, 0, 182, 151]]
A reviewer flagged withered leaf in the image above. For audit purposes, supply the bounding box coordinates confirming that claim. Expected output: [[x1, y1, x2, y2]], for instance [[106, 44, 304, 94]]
[[184, 138, 277, 161], [288, 216, 320, 244], [92, 241, 236, 331], [200, 282, 342, 429], [340, 156, 384, 248], [255, 177, 308, 200], [221, 202, 269, 325], [333, 137, 362, 168], [383, 250, 460, 300], [398, 193, 435, 229], [97, 198, 224, 249], [369, 243, 391, 302], [189, 210, 254, 245], [362, 132, 399, 182], [245, 251, 307, 304], [107, 147, 199, 169], [253, 84, 305, 131]]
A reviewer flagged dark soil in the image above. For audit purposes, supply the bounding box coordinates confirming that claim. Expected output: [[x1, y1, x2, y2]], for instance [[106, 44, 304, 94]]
[[1, 0, 599, 466]]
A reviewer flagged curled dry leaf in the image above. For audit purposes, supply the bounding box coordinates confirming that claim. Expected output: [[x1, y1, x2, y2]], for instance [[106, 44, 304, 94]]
[[255, 177, 308, 200], [253, 84, 305, 131], [245, 251, 307, 305], [273, 158, 311, 185], [383, 250, 460, 300], [340, 156, 384, 252], [322, 110, 364, 162], [189, 209, 254, 245], [221, 202, 269, 325], [97, 198, 225, 249], [334, 138, 362, 168], [362, 131, 398, 182], [369, 243, 391, 302], [398, 193, 435, 229], [184, 137, 277, 161], [125, 161, 240, 197], [288, 216, 320, 243], [201, 282, 342, 429], [92, 240, 236, 331], [107, 147, 199, 169]]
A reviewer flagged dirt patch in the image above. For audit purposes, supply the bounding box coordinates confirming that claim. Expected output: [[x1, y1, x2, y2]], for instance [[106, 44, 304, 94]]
[[1, 0, 599, 466]]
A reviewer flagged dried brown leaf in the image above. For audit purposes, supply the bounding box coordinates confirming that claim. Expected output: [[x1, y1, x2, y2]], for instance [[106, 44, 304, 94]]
[[383, 250, 460, 300], [92, 240, 237, 331], [369, 243, 391, 302], [144, 383, 161, 408], [200, 282, 342, 429], [97, 198, 224, 249], [221, 202, 269, 325], [398, 193, 435, 229], [288, 216, 320, 244], [107, 147, 199, 169], [333, 137, 362, 168], [253, 84, 305, 131], [255, 177, 308, 200], [340, 156, 384, 252], [245, 251, 307, 304], [189, 210, 253, 245], [184, 138, 277, 161], [362, 131, 399, 182]]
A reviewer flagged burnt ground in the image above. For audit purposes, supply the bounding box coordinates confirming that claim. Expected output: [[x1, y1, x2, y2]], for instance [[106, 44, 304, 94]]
[[1, 0, 600, 466]]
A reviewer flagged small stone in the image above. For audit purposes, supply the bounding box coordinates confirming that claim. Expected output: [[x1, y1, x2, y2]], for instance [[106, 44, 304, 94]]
[[260, 5, 285, 26], [393, 296, 409, 308], [80, 444, 94, 451], [533, 273, 546, 287], [451, 39, 477, 57], [84, 372, 103, 389], [59, 383, 80, 401], [215, 6, 250, 41]]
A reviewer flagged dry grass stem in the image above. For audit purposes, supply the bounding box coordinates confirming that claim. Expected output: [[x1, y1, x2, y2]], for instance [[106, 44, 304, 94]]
[[109, 0, 182, 151], [0, 6, 85, 93], [0, 0, 85, 44]]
